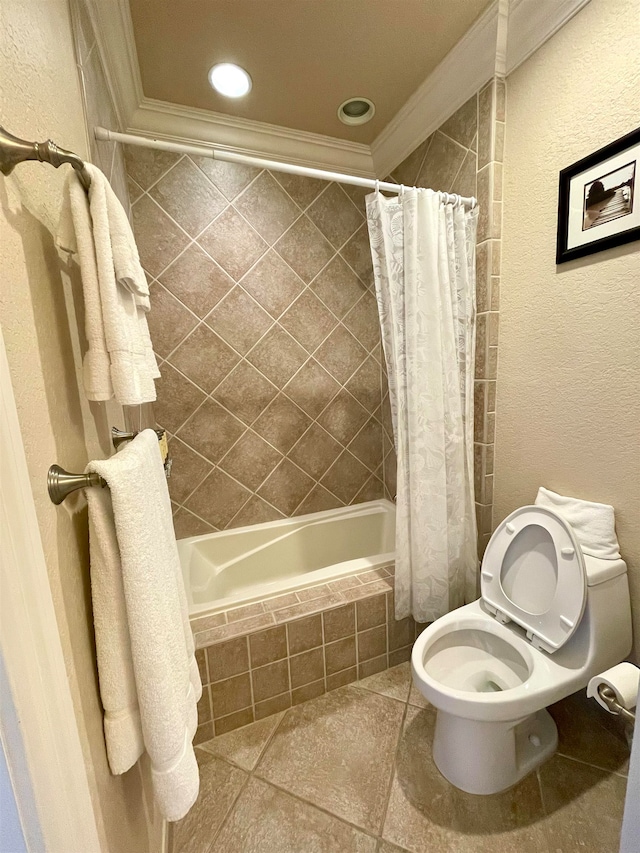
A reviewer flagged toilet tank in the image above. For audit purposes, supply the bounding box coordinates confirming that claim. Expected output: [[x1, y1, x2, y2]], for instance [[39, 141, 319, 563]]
[[555, 555, 632, 673]]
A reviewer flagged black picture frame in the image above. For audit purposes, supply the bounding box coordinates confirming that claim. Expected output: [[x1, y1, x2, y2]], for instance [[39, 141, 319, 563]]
[[556, 127, 640, 264]]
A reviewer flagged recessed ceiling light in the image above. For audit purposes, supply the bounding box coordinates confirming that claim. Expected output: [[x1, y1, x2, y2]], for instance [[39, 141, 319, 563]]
[[338, 97, 375, 126], [208, 63, 252, 98]]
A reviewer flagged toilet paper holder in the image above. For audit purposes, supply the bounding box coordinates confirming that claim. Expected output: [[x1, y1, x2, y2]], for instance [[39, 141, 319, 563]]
[[597, 685, 636, 726]]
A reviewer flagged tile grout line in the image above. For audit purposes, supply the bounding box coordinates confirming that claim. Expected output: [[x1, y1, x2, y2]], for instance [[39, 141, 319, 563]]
[[202, 770, 251, 853], [447, 141, 474, 196], [535, 767, 548, 817], [284, 622, 294, 712], [554, 751, 629, 779], [242, 635, 256, 733], [248, 772, 383, 843], [414, 131, 435, 184], [375, 688, 411, 842]]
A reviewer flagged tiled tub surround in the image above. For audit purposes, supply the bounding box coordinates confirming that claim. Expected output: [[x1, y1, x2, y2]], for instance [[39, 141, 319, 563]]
[[386, 79, 506, 556], [124, 146, 388, 538], [192, 564, 426, 743], [174, 663, 630, 853]]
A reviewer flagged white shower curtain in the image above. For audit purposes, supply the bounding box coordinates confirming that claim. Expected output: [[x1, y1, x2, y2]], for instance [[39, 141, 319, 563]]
[[366, 188, 478, 623]]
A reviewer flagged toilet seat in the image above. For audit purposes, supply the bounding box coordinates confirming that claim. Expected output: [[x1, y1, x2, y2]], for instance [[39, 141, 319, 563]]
[[481, 506, 586, 653]]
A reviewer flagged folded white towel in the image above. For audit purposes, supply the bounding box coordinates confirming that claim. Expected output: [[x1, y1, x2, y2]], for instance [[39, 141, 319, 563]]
[[535, 486, 621, 560], [85, 486, 144, 772], [57, 165, 160, 405], [86, 430, 201, 821]]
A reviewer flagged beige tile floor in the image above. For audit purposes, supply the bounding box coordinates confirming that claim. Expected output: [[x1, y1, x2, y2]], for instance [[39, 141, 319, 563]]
[[172, 663, 631, 853]]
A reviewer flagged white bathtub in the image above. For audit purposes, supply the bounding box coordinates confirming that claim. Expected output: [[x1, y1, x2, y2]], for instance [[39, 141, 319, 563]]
[[177, 499, 396, 616]]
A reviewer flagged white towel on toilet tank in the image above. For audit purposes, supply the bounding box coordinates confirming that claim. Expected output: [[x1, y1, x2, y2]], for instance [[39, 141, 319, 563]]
[[85, 430, 201, 821], [534, 487, 621, 560], [57, 164, 160, 405]]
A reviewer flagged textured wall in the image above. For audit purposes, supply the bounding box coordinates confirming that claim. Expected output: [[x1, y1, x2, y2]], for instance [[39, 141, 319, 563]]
[[387, 84, 504, 551], [125, 149, 386, 537], [0, 1, 160, 850], [496, 0, 640, 659]]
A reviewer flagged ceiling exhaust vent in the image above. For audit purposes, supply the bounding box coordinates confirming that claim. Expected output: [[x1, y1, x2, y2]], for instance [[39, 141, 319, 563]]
[[338, 97, 375, 126]]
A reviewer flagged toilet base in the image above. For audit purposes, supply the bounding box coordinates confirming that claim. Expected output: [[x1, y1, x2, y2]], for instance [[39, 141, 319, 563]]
[[432, 707, 558, 795]]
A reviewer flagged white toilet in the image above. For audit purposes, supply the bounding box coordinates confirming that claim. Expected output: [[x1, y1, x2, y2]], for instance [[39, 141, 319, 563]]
[[411, 504, 632, 795]]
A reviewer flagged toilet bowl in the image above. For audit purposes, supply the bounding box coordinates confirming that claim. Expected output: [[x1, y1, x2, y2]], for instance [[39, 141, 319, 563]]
[[411, 505, 632, 795]]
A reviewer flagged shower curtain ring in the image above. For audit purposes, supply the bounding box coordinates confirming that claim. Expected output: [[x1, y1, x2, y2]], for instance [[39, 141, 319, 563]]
[[375, 179, 380, 194], [400, 184, 405, 199]]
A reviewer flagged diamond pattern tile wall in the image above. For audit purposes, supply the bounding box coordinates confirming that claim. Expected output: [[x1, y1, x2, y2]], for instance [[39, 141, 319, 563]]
[[125, 147, 386, 537]]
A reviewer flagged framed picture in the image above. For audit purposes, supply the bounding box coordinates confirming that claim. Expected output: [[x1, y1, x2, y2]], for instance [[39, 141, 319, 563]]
[[556, 127, 640, 264]]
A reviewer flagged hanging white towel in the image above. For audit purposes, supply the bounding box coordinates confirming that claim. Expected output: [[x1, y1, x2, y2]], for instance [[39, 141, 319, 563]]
[[103, 178, 150, 310], [57, 170, 114, 401], [85, 430, 201, 821], [535, 486, 621, 560], [57, 164, 160, 405]]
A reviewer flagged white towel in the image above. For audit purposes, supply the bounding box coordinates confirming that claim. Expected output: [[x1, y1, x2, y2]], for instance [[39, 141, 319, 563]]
[[535, 486, 621, 560], [103, 179, 150, 310], [57, 170, 114, 401], [85, 430, 201, 821], [57, 164, 160, 405]]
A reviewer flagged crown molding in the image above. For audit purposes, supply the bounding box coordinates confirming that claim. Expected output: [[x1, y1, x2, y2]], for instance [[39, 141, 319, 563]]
[[89, 0, 374, 175], [370, 2, 499, 179], [129, 98, 375, 175], [506, 0, 592, 74], [89, 0, 592, 181], [371, 0, 592, 178]]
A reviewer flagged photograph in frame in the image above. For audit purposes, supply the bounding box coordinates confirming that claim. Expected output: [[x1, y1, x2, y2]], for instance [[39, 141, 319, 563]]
[[556, 127, 640, 264]]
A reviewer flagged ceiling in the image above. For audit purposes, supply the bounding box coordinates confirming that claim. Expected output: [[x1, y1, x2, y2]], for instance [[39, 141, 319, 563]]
[[128, 0, 492, 145]]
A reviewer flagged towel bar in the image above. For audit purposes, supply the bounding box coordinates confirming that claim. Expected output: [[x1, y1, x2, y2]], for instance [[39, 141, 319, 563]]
[[48, 428, 169, 504]]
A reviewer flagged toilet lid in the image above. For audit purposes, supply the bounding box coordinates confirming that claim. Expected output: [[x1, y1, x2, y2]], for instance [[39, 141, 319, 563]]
[[480, 506, 586, 653]]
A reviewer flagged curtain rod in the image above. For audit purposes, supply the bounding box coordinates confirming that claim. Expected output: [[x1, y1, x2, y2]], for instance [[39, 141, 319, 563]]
[[94, 127, 477, 209]]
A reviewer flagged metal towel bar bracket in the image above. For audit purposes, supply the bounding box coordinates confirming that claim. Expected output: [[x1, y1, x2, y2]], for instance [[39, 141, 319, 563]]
[[47, 466, 106, 505], [48, 428, 168, 504], [0, 125, 92, 191], [111, 426, 165, 450]]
